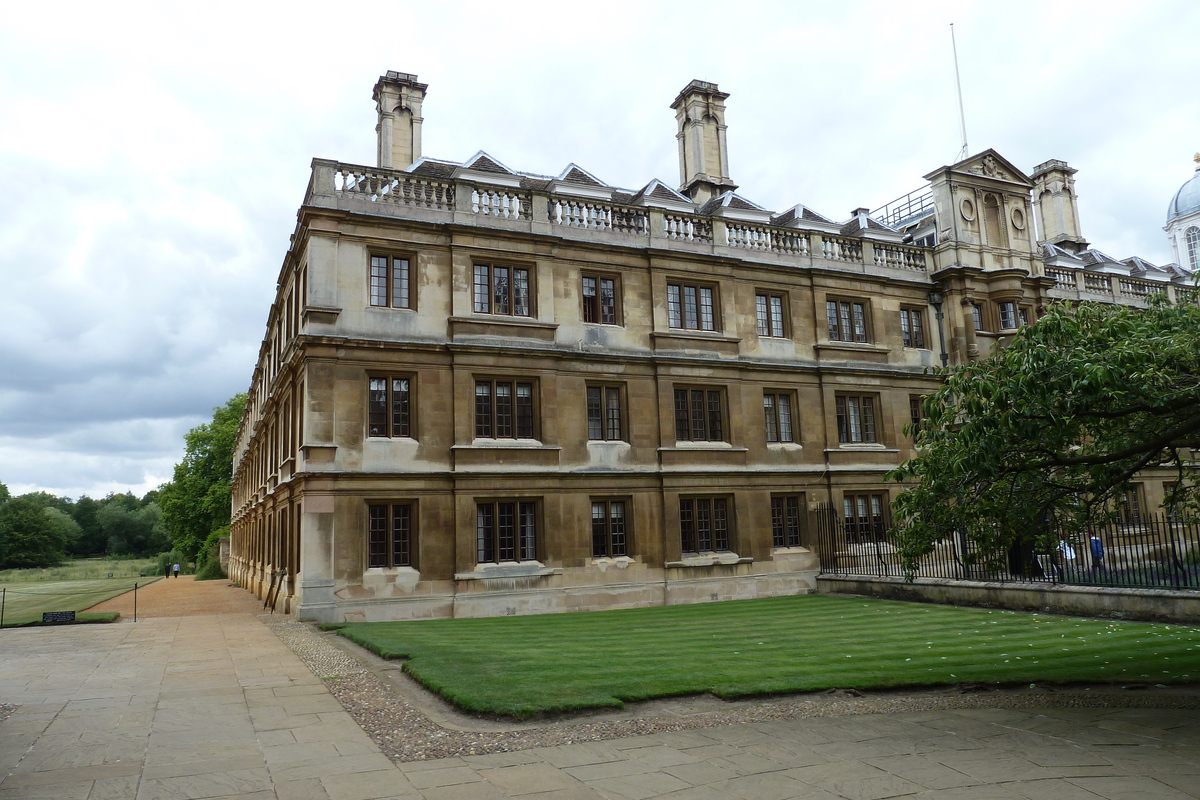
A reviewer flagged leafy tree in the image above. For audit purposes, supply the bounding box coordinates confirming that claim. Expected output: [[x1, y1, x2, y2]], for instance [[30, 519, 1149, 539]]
[[42, 507, 82, 552], [0, 497, 74, 568], [97, 500, 170, 556], [69, 495, 107, 556], [0, 482, 10, 504], [159, 394, 247, 561], [889, 297, 1200, 571]]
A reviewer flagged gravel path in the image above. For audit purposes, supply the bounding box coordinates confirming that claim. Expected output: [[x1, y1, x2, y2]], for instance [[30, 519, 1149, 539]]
[[265, 617, 1200, 763]]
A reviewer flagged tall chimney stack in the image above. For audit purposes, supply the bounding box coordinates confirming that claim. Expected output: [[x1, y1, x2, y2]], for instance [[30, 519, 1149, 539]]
[[373, 71, 427, 170], [671, 80, 737, 204]]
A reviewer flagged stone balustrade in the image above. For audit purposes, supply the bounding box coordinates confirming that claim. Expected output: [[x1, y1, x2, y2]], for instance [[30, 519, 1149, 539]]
[[1047, 268, 1190, 306], [550, 198, 648, 234], [306, 159, 930, 274]]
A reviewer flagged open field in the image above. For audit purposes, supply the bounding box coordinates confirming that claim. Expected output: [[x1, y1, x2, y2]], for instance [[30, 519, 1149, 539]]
[[0, 557, 161, 583], [0, 577, 159, 626], [333, 594, 1200, 717]]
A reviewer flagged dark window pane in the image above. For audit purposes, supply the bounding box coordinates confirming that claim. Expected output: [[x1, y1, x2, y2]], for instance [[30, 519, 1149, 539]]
[[392, 505, 411, 566], [674, 389, 689, 440], [368, 505, 387, 567], [587, 386, 603, 439], [392, 258, 410, 308], [391, 378, 409, 437], [604, 387, 621, 440], [583, 276, 597, 323], [515, 383, 533, 438], [600, 278, 616, 324], [609, 501, 626, 556], [495, 382, 513, 438], [370, 256, 388, 307], [475, 382, 492, 438], [368, 378, 387, 437]]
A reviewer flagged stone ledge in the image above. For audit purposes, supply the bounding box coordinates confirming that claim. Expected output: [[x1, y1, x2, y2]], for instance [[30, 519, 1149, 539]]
[[818, 573, 1200, 624]]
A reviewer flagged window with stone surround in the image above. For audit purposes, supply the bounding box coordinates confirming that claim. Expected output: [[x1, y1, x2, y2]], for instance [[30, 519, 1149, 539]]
[[582, 274, 619, 325], [673, 387, 725, 442], [771, 494, 804, 548], [367, 376, 412, 438], [369, 254, 413, 309], [591, 499, 628, 558], [826, 298, 870, 343], [679, 497, 731, 554], [763, 391, 795, 443], [755, 292, 787, 337], [667, 282, 718, 331], [843, 493, 887, 543], [476, 500, 537, 563], [368, 503, 413, 568], [475, 379, 536, 439], [836, 394, 878, 444], [899, 307, 926, 348], [473, 262, 532, 316], [586, 385, 623, 441]]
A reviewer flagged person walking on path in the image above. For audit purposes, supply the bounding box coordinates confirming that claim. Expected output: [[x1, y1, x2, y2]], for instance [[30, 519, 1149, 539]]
[[172, 563, 180, 578], [164, 561, 171, 579]]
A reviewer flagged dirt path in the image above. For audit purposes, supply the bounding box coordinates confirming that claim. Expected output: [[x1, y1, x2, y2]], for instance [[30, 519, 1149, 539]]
[[85, 575, 265, 618]]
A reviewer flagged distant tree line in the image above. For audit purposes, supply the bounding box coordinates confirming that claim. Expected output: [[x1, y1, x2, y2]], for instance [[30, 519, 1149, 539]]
[[1, 393, 247, 571], [0, 485, 170, 568]]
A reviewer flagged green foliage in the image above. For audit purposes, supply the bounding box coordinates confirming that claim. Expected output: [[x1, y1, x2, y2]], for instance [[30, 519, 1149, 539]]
[[335, 595, 1200, 718], [159, 394, 247, 561], [194, 559, 226, 581], [889, 298, 1200, 571], [70, 496, 105, 555], [96, 499, 170, 556], [0, 482, 10, 504], [0, 497, 74, 568]]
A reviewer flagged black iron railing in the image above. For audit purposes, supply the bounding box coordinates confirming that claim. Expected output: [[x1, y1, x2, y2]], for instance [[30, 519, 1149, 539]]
[[810, 505, 1200, 591]]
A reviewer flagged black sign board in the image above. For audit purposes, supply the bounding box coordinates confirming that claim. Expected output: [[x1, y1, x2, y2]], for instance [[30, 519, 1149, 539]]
[[42, 611, 76, 623]]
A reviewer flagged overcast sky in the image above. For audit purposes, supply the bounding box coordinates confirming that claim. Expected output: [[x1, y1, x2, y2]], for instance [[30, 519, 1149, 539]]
[[2, 0, 1197, 501]]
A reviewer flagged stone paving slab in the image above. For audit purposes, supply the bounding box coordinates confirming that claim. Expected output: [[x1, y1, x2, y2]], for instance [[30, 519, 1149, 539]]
[[2, 611, 1200, 799]]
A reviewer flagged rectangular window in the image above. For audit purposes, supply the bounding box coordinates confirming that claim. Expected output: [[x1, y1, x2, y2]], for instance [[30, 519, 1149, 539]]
[[763, 392, 795, 443], [475, 380, 535, 439], [998, 301, 1018, 330], [771, 495, 803, 548], [843, 494, 887, 542], [679, 497, 730, 554], [667, 282, 717, 331], [582, 274, 618, 325], [586, 385, 623, 441], [369, 255, 413, 309], [1018, 307, 1030, 326], [909, 395, 926, 436], [367, 377, 411, 438], [673, 387, 724, 442], [591, 500, 628, 558], [826, 299, 869, 342], [473, 263, 531, 316], [476, 500, 537, 563], [899, 307, 926, 348], [836, 395, 878, 444], [972, 304, 984, 331], [755, 292, 786, 337], [367, 503, 412, 568], [1119, 486, 1144, 525]]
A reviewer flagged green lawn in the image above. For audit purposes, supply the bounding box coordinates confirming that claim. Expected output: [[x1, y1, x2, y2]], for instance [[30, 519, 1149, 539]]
[[0, 557, 161, 583], [333, 595, 1200, 717], [0, 577, 159, 627]]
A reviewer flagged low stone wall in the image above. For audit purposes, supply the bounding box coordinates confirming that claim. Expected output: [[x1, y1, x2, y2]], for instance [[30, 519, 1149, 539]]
[[818, 574, 1200, 624]]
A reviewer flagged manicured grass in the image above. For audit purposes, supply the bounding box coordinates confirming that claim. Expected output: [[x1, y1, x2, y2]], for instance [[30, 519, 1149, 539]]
[[333, 595, 1200, 718], [0, 557, 161, 583], [0, 577, 160, 627]]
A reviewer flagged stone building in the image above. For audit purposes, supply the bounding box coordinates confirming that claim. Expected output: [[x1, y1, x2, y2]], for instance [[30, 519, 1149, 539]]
[[229, 71, 1195, 621]]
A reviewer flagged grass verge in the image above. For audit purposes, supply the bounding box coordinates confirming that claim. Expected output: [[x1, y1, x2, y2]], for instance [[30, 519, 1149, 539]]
[[0, 577, 160, 627], [0, 557, 161, 583], [334, 594, 1200, 718]]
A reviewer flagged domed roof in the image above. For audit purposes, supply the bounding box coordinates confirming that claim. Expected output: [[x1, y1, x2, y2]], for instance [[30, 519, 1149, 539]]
[[1167, 155, 1200, 224]]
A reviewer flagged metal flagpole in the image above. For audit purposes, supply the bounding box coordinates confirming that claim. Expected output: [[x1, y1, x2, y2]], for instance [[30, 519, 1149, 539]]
[[951, 23, 969, 161]]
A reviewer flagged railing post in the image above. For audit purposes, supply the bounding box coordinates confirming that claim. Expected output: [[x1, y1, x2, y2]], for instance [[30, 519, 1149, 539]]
[[307, 159, 339, 208], [530, 190, 551, 235], [860, 240, 875, 268]]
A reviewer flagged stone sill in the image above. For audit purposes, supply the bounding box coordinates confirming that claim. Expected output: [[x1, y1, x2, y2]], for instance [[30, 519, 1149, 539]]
[[453, 442, 561, 451], [666, 553, 752, 568], [659, 443, 748, 452], [455, 563, 558, 581]]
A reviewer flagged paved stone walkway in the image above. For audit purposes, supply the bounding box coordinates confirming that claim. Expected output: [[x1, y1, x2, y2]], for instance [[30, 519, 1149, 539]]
[[2, 612, 1200, 799]]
